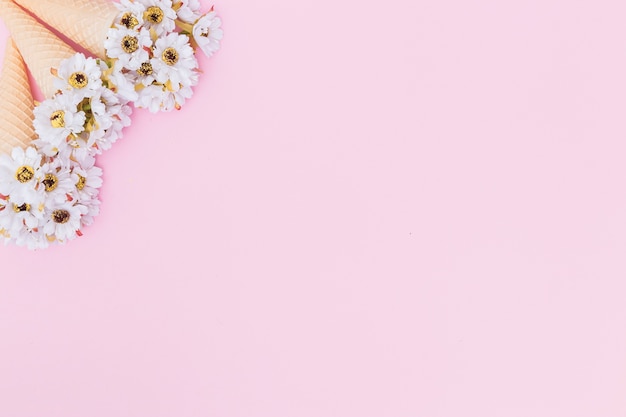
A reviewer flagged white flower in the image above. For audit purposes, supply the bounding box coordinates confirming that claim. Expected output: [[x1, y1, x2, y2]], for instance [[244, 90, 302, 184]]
[[12, 229, 49, 250], [0, 199, 41, 236], [152, 32, 199, 89], [77, 194, 100, 227], [89, 89, 132, 152], [133, 58, 159, 86], [33, 93, 86, 148], [42, 200, 87, 242], [136, 0, 177, 36], [36, 134, 74, 161], [115, 0, 146, 29], [136, 83, 193, 112], [35, 93, 96, 162], [0, 184, 45, 239], [0, 200, 44, 232], [68, 156, 102, 229], [62, 137, 95, 164], [41, 88, 131, 160], [88, 92, 114, 141], [175, 0, 201, 23], [105, 61, 139, 103], [71, 156, 103, 202], [39, 155, 75, 204], [104, 26, 152, 71], [170, 84, 194, 109], [54, 53, 103, 97], [101, 89, 132, 149], [0, 146, 42, 200], [136, 84, 168, 112], [193, 11, 223, 57], [52, 128, 96, 164], [0, 205, 49, 249]]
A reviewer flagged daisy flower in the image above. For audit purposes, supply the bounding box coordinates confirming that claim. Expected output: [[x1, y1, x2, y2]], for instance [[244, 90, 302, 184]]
[[33, 132, 73, 159], [39, 155, 75, 204], [52, 116, 98, 162], [79, 89, 131, 153], [133, 59, 159, 87], [78, 195, 100, 227], [95, 89, 133, 151], [115, 0, 146, 29], [54, 53, 103, 97], [105, 61, 139, 103], [33, 93, 86, 148], [136, 83, 193, 112], [0, 191, 44, 238], [62, 137, 96, 164], [136, 84, 170, 112], [169, 84, 195, 109], [175, 0, 202, 24], [104, 26, 152, 71], [42, 200, 87, 242], [152, 32, 199, 89], [69, 156, 103, 229], [0, 208, 48, 250], [87, 92, 115, 141], [12, 229, 49, 250], [0, 146, 42, 199], [193, 11, 223, 57], [71, 156, 103, 202], [137, 0, 177, 36]]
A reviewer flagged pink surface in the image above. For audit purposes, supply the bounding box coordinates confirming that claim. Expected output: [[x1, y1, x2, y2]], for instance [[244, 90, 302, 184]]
[[2, 0, 626, 416]]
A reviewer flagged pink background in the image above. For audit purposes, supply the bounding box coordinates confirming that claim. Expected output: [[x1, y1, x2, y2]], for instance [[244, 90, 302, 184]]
[[2, 0, 626, 415]]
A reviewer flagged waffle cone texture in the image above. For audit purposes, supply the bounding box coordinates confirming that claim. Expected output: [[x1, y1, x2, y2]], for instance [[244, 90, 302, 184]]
[[0, 0, 76, 98], [12, 0, 118, 59], [0, 38, 36, 155]]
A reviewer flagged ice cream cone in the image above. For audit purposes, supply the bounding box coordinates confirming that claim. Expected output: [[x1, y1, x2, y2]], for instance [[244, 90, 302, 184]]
[[12, 0, 118, 59], [0, 38, 36, 155], [0, 0, 76, 99]]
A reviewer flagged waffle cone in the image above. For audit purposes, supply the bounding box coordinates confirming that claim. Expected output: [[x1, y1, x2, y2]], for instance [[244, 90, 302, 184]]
[[0, 38, 36, 155], [13, 0, 118, 59], [0, 0, 76, 98]]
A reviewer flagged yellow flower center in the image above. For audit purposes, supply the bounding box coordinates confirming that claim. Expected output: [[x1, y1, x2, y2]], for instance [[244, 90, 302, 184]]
[[145, 6, 164, 24], [121, 12, 139, 29], [52, 209, 70, 224], [15, 165, 34, 183], [76, 174, 86, 191], [13, 203, 30, 213], [43, 173, 58, 192], [69, 71, 88, 89], [50, 110, 65, 128], [138, 61, 154, 76], [162, 48, 179, 66], [200, 28, 210, 38], [121, 35, 139, 53]]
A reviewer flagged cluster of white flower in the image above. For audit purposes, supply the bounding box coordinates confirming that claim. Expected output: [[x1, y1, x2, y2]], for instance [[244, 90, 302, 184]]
[[105, 0, 223, 112], [34, 53, 133, 161], [0, 0, 223, 249], [0, 53, 133, 249], [0, 147, 102, 249]]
